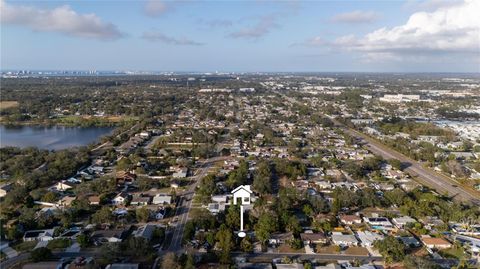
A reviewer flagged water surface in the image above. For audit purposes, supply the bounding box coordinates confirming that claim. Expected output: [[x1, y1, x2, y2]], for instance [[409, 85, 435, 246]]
[[0, 125, 114, 150]]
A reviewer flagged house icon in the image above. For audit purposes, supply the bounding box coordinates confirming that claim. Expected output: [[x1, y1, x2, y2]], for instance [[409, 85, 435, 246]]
[[231, 185, 252, 205]]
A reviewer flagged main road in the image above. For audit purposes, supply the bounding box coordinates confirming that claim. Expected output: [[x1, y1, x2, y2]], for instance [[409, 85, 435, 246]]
[[280, 93, 479, 205], [343, 126, 480, 205]]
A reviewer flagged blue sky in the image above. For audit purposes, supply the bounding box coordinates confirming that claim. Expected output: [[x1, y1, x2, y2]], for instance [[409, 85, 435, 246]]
[[1, 0, 479, 72]]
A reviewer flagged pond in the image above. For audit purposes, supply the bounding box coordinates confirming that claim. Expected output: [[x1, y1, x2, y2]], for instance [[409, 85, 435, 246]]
[[0, 125, 114, 150]]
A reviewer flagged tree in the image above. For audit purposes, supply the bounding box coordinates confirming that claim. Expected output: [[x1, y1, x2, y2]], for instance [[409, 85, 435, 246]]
[[117, 157, 133, 171], [197, 174, 216, 204], [403, 256, 439, 269], [240, 236, 253, 253], [42, 192, 58, 203], [183, 220, 196, 242], [290, 238, 303, 249], [286, 216, 302, 235], [254, 213, 278, 246], [136, 207, 150, 223], [77, 234, 90, 248], [30, 247, 52, 262], [215, 224, 234, 264], [388, 159, 403, 170], [92, 206, 113, 224], [184, 253, 195, 269], [253, 160, 273, 195], [225, 204, 241, 230], [373, 236, 406, 263]]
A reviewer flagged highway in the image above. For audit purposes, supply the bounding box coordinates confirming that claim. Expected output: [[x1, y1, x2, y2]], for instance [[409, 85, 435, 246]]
[[280, 93, 479, 205], [344, 127, 480, 205]]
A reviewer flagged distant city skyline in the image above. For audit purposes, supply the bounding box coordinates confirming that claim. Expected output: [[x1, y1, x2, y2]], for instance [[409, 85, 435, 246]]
[[1, 0, 479, 72]]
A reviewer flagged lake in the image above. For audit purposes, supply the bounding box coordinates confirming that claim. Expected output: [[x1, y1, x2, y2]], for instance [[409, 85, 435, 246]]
[[0, 125, 114, 150]]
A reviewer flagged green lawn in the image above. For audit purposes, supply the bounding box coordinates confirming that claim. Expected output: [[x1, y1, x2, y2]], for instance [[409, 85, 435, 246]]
[[439, 247, 467, 260], [47, 238, 71, 250], [12, 241, 37, 252]]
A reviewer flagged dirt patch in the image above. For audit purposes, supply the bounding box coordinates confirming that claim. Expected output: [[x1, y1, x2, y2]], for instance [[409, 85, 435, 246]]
[[0, 101, 19, 110], [316, 245, 341, 254], [277, 243, 305, 253], [344, 246, 369, 256]]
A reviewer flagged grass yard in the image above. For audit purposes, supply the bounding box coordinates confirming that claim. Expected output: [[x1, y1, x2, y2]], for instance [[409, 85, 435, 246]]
[[439, 247, 467, 260], [344, 246, 370, 256], [47, 238, 71, 250], [12, 241, 37, 252], [316, 245, 341, 254], [277, 243, 305, 253], [0, 101, 19, 110]]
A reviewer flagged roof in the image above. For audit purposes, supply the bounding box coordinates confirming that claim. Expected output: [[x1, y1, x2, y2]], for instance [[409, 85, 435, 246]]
[[300, 232, 327, 241], [231, 185, 252, 194], [88, 196, 100, 202], [269, 232, 293, 241], [340, 215, 361, 221], [422, 237, 451, 246]]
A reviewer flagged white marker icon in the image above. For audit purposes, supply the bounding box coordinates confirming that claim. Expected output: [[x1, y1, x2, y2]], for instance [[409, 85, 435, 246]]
[[231, 185, 252, 238]]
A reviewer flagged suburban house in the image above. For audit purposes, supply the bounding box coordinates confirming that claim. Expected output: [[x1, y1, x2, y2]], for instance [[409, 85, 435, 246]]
[[133, 224, 155, 241], [51, 181, 74, 192], [399, 236, 421, 248], [300, 232, 327, 245], [130, 195, 151, 206], [331, 232, 359, 247], [339, 215, 362, 225], [392, 216, 416, 228], [152, 193, 172, 205], [231, 185, 252, 205], [363, 217, 393, 229], [0, 183, 13, 198], [88, 196, 101, 205], [92, 229, 129, 243], [112, 192, 130, 205], [207, 203, 226, 215], [23, 229, 55, 242], [421, 236, 452, 249], [356, 231, 384, 247], [268, 232, 294, 246], [172, 168, 188, 178]]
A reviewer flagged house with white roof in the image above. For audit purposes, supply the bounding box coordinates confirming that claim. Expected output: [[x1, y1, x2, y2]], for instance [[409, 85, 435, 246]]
[[152, 193, 172, 205], [356, 231, 384, 247], [331, 232, 359, 247], [392, 216, 417, 229]]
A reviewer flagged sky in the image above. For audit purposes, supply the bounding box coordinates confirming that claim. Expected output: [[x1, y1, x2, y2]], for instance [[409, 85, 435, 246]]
[[1, 0, 479, 72]]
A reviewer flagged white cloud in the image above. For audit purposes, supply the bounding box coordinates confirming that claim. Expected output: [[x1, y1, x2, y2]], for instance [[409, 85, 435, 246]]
[[291, 36, 327, 47], [403, 0, 464, 11], [144, 0, 170, 17], [331, 10, 379, 24], [229, 15, 279, 39], [142, 31, 204, 46], [334, 0, 479, 60], [0, 0, 123, 40]]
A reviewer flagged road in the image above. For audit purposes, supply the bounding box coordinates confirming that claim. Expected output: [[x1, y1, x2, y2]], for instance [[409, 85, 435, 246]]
[[91, 122, 141, 152], [0, 250, 99, 269], [280, 93, 479, 205], [343, 126, 480, 205], [231, 252, 383, 263], [164, 156, 231, 253]]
